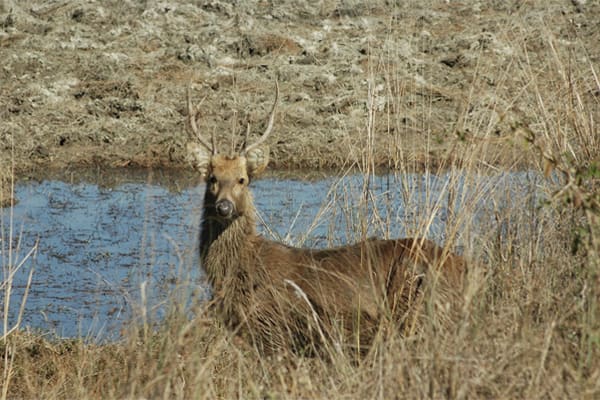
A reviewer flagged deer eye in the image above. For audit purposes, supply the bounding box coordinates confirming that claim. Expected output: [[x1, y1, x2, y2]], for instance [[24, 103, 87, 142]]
[[238, 178, 245, 185], [208, 175, 217, 184]]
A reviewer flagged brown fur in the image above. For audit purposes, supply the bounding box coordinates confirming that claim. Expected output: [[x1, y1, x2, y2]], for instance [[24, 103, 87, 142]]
[[198, 154, 466, 354]]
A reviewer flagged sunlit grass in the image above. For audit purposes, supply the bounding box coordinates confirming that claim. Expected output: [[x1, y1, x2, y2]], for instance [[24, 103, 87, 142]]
[[1, 157, 38, 400], [1, 10, 599, 400]]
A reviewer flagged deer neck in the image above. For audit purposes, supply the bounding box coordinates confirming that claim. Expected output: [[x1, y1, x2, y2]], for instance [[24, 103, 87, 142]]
[[199, 190, 258, 289]]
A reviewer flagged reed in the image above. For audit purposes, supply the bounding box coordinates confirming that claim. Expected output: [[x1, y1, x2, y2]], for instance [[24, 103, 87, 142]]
[[1, 17, 599, 400], [1, 157, 37, 400]]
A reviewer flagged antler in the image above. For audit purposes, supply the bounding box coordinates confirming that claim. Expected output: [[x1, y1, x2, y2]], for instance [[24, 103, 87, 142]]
[[187, 86, 216, 155], [243, 80, 279, 155]]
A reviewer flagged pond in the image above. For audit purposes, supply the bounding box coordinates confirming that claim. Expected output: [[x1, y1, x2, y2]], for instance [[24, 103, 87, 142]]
[[1, 168, 553, 340]]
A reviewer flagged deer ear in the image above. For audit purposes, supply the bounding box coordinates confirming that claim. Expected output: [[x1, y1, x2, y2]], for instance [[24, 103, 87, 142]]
[[246, 146, 269, 178], [186, 141, 211, 179]]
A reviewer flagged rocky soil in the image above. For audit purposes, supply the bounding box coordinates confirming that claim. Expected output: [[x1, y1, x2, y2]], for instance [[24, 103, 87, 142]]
[[0, 0, 598, 184]]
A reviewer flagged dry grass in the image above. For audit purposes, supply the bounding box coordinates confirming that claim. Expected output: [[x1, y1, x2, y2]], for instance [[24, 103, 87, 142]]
[[1, 1, 598, 174], [2, 3, 600, 399]]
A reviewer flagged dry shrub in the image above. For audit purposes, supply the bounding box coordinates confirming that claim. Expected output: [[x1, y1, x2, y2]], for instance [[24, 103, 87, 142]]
[[2, 1, 600, 399]]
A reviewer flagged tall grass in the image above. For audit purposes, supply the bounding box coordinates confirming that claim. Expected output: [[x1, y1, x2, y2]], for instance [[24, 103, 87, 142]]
[[1, 20, 599, 400], [1, 155, 38, 400]]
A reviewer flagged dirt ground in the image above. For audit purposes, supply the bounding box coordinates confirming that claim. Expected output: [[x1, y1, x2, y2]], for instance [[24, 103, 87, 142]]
[[0, 0, 598, 182]]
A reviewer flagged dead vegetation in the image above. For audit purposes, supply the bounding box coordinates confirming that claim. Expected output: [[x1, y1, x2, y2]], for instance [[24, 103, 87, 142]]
[[1, 1, 599, 399], [0, 0, 598, 176]]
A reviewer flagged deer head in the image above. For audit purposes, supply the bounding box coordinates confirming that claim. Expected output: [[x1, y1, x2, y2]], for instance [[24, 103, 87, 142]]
[[187, 81, 279, 220]]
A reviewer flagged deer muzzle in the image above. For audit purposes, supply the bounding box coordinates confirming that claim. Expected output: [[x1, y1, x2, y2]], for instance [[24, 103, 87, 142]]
[[215, 199, 235, 218]]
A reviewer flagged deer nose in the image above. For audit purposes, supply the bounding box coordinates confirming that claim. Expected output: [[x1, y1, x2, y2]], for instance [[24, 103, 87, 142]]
[[215, 200, 234, 218]]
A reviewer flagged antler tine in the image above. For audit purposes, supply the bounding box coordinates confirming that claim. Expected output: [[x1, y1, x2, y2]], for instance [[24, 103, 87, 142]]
[[243, 80, 279, 155], [187, 85, 215, 154]]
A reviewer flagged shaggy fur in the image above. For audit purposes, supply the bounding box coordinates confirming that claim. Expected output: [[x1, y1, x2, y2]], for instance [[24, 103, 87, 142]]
[[199, 154, 466, 354]]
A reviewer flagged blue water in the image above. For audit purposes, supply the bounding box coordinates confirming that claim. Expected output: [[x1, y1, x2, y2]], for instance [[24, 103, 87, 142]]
[[0, 169, 553, 340]]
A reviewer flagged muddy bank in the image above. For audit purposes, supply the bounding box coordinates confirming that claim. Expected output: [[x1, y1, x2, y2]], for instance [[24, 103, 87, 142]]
[[1, 0, 598, 179]]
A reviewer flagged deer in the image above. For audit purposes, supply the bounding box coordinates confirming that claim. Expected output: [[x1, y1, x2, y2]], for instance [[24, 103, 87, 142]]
[[186, 81, 466, 355]]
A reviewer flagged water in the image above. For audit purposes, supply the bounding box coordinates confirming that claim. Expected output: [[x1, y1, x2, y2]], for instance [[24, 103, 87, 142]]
[[0, 168, 555, 340]]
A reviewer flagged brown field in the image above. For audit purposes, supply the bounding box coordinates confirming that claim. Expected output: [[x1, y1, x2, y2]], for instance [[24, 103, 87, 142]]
[[1, 1, 599, 399]]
